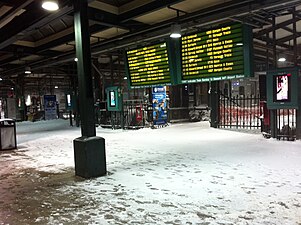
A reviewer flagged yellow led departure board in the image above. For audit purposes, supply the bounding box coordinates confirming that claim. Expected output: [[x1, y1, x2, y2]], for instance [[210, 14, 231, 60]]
[[181, 23, 252, 83], [126, 42, 171, 88]]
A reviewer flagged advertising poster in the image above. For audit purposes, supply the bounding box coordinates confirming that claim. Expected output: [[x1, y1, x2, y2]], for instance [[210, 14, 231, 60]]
[[109, 91, 116, 107], [152, 86, 167, 125], [275, 74, 290, 101], [44, 95, 57, 120]]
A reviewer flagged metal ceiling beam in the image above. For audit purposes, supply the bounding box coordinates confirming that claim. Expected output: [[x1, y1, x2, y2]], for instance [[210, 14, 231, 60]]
[[254, 17, 299, 37], [254, 35, 292, 50], [0, 46, 63, 67], [0, 3, 73, 50], [0, 1, 47, 50], [0, 0, 34, 24], [3, 0, 301, 76], [276, 32, 301, 43], [119, 0, 185, 22], [88, 6, 147, 31], [0, 0, 27, 6], [88, 7, 126, 29], [36, 24, 106, 53]]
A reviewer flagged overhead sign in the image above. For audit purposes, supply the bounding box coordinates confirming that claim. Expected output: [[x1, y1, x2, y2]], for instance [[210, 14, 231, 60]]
[[125, 23, 253, 88], [125, 42, 172, 88], [180, 23, 253, 83]]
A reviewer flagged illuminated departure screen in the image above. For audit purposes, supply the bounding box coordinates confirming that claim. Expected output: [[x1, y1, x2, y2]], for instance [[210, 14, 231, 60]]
[[126, 42, 171, 88], [181, 23, 251, 83]]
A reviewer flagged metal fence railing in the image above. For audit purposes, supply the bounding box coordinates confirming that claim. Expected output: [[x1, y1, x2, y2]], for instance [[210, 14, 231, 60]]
[[97, 100, 152, 129], [218, 94, 261, 129], [275, 109, 296, 140]]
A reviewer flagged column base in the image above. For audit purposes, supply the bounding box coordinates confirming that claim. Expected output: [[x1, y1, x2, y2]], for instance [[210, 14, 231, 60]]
[[74, 136, 106, 178]]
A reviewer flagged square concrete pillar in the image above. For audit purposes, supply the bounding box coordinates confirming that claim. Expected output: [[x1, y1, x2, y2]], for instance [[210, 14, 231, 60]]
[[74, 136, 106, 178]]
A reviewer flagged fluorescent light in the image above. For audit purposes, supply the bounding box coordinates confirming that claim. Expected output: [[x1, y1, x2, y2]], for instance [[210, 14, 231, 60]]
[[170, 33, 181, 38], [42, 0, 59, 11], [278, 57, 286, 62], [170, 24, 181, 38], [236, 43, 243, 46], [124, 77, 128, 80], [54, 86, 59, 89]]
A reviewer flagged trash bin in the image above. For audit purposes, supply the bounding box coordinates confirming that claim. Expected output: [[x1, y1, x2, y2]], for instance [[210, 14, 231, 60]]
[[0, 119, 17, 150]]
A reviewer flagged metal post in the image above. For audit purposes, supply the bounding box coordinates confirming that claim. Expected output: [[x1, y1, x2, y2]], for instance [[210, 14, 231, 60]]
[[74, 0, 95, 137], [292, 7, 301, 140], [210, 81, 219, 128], [73, 0, 106, 178], [270, 16, 277, 138], [69, 110, 73, 126]]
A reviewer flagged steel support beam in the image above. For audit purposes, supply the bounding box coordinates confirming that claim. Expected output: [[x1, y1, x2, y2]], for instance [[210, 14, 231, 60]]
[[73, 0, 106, 178]]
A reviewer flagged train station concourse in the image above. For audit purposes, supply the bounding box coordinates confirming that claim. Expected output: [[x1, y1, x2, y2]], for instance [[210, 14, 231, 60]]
[[0, 0, 301, 224]]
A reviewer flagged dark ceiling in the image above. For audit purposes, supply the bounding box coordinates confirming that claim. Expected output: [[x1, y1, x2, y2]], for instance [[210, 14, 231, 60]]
[[0, 0, 301, 95]]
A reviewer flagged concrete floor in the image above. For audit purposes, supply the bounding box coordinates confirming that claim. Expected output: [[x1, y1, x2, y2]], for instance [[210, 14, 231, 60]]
[[0, 120, 300, 225]]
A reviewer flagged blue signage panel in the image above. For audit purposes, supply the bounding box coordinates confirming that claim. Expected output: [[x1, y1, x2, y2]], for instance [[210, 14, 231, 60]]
[[152, 86, 167, 125], [44, 95, 57, 120]]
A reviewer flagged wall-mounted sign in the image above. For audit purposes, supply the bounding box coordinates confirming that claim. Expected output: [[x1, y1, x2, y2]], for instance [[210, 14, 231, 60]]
[[179, 23, 253, 83], [125, 42, 173, 88], [267, 67, 299, 109]]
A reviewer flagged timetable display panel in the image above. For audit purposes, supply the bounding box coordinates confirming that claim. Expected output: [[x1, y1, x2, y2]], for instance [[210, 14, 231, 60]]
[[181, 23, 252, 83], [126, 42, 171, 88]]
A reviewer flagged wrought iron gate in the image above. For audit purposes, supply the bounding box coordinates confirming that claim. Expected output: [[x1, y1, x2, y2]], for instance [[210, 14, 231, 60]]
[[218, 93, 261, 129]]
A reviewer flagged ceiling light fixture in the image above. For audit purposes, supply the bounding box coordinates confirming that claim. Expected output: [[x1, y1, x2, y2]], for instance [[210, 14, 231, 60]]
[[0, 78, 2, 81], [54, 86, 59, 89], [42, 0, 59, 11], [170, 23, 181, 38], [168, 7, 184, 39], [25, 66, 31, 74], [74, 58, 78, 62], [278, 57, 286, 62]]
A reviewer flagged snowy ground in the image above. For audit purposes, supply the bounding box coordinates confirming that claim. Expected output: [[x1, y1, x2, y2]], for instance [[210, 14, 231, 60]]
[[0, 119, 301, 225]]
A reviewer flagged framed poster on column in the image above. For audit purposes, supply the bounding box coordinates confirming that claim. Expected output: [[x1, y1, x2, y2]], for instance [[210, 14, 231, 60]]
[[267, 67, 299, 109]]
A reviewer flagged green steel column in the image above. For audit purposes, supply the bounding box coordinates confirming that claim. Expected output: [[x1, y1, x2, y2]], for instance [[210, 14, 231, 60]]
[[210, 81, 219, 128], [270, 110, 277, 138], [73, 0, 106, 178], [74, 0, 95, 137], [296, 77, 301, 140]]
